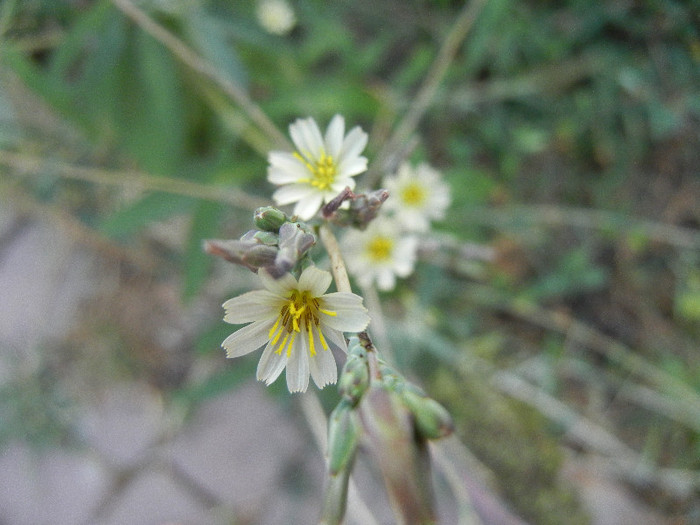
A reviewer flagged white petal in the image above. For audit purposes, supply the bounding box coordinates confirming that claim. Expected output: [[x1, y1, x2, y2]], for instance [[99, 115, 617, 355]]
[[222, 319, 274, 358], [323, 328, 348, 353], [339, 126, 368, 160], [293, 193, 323, 221], [338, 156, 368, 177], [376, 269, 396, 291], [223, 290, 280, 324], [320, 293, 370, 332], [298, 266, 332, 296], [324, 114, 345, 158], [268, 150, 305, 171], [272, 184, 317, 205], [290, 117, 323, 159], [268, 164, 308, 185], [259, 269, 296, 296], [257, 343, 287, 385], [286, 337, 309, 393], [309, 340, 337, 389]]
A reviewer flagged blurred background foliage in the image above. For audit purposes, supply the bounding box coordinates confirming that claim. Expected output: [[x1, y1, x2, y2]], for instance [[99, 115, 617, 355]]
[[1, 0, 699, 523]]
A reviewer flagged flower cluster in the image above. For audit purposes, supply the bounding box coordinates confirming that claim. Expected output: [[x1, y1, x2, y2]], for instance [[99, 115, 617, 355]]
[[342, 162, 451, 291], [216, 114, 451, 392]]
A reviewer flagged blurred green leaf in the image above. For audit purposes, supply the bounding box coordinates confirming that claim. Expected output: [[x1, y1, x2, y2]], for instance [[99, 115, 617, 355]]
[[100, 192, 193, 239], [183, 200, 225, 300]]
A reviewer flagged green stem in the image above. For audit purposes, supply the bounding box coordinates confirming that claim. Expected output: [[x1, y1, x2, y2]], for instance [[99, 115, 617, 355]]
[[1, 150, 270, 209], [111, 0, 291, 151]]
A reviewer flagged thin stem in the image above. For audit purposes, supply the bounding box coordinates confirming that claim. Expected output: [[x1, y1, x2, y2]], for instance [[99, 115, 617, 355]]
[[461, 204, 700, 250], [1, 150, 270, 209], [111, 0, 291, 151], [0, 0, 19, 39], [299, 393, 380, 525], [359, 283, 395, 366], [369, 0, 488, 182], [319, 223, 352, 294], [0, 177, 159, 270]]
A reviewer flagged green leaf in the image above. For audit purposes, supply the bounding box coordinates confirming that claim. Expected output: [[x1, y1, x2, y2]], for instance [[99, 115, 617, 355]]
[[99, 193, 194, 239]]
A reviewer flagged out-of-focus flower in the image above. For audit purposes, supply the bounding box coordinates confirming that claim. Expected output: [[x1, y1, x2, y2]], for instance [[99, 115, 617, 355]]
[[342, 218, 418, 291], [256, 0, 296, 36], [382, 163, 451, 232], [222, 266, 370, 393], [268, 115, 369, 221]]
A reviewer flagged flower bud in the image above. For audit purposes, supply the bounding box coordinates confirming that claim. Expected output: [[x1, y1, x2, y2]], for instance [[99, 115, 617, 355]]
[[400, 386, 454, 440], [254, 206, 288, 232], [326, 399, 360, 476], [320, 459, 352, 525], [338, 355, 370, 405], [252, 230, 279, 245]]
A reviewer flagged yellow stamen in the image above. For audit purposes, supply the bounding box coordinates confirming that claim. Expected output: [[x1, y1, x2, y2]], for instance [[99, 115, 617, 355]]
[[401, 182, 427, 206], [286, 332, 297, 357], [276, 333, 289, 355], [270, 325, 284, 347], [366, 236, 394, 262], [307, 322, 316, 356], [268, 318, 280, 339], [273, 288, 330, 358], [318, 329, 329, 351], [294, 150, 337, 191]]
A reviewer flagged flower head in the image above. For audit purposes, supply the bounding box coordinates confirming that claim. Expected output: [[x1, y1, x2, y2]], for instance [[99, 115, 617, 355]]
[[256, 0, 296, 36], [268, 115, 369, 221], [342, 218, 418, 291], [382, 163, 451, 232], [222, 266, 370, 393]]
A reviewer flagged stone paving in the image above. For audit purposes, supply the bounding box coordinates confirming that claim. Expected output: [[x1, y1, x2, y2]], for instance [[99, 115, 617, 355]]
[[0, 205, 326, 525], [0, 202, 672, 525]]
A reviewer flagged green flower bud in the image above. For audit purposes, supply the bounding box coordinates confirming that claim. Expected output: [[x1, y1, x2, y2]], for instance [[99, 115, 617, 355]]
[[326, 400, 360, 476], [338, 355, 370, 404], [400, 388, 454, 440], [254, 206, 287, 232], [252, 230, 279, 246], [320, 459, 352, 525]]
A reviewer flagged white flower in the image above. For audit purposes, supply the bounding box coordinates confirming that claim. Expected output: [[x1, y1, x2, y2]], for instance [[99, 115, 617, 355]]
[[222, 266, 370, 393], [342, 218, 418, 291], [256, 0, 296, 36], [268, 115, 369, 221], [382, 163, 451, 232]]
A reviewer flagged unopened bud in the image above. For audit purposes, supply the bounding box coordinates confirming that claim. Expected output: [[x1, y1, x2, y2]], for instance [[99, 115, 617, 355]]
[[320, 459, 352, 525], [327, 400, 360, 475], [400, 386, 454, 440], [338, 354, 370, 405], [252, 230, 279, 245], [254, 206, 287, 232], [242, 244, 279, 269]]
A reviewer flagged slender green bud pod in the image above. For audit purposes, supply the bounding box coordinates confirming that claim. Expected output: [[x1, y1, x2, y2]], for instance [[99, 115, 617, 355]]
[[338, 355, 369, 404], [377, 359, 403, 390], [252, 230, 279, 246], [319, 459, 352, 525], [326, 400, 360, 476], [400, 387, 454, 440], [358, 384, 438, 523], [254, 206, 287, 232]]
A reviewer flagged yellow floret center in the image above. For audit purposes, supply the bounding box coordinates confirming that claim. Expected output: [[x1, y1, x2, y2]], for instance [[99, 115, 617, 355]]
[[295, 151, 337, 191], [268, 289, 337, 357], [366, 236, 394, 263], [400, 182, 427, 207]]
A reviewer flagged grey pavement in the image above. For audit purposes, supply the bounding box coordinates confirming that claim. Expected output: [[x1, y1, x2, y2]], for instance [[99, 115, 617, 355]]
[[0, 204, 325, 525]]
